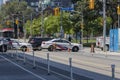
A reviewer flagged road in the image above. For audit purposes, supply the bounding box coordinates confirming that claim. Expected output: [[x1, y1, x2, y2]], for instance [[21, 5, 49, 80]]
[[4, 47, 120, 80], [0, 53, 71, 80], [20, 48, 120, 80]]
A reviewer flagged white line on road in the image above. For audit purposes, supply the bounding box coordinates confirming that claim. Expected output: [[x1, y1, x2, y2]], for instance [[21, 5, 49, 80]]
[[0, 55, 47, 80]]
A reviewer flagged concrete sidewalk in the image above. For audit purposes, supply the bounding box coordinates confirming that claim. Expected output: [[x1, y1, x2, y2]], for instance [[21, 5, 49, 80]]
[[82, 47, 120, 56]]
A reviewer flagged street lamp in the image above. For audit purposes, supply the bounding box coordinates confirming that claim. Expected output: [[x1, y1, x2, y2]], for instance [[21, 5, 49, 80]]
[[15, 18, 19, 40], [30, 13, 33, 37], [60, 8, 64, 38], [39, 0, 44, 38], [117, 1, 120, 28], [103, 0, 107, 52]]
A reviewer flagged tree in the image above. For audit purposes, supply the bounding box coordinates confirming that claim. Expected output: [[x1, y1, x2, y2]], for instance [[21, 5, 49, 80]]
[[0, 1, 33, 27], [0, 0, 34, 38], [24, 12, 73, 37]]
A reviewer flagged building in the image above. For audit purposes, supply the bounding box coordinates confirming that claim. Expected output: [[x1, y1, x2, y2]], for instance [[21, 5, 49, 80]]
[[0, 0, 9, 5], [51, 0, 72, 8], [26, 0, 72, 12]]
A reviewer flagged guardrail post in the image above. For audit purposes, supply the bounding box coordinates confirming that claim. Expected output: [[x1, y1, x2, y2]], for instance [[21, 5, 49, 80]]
[[111, 64, 115, 80], [69, 57, 73, 80], [16, 48, 19, 61], [47, 53, 50, 75], [32, 50, 36, 69], [23, 51, 26, 65], [2, 40, 4, 54], [11, 47, 14, 57]]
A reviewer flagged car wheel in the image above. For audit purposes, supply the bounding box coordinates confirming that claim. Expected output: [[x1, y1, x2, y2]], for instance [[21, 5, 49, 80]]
[[48, 45, 54, 51], [72, 46, 79, 52], [0, 45, 7, 52], [21, 46, 27, 52]]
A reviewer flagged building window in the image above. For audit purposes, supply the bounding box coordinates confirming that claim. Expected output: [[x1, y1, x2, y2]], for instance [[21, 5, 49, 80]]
[[31, 2, 34, 6], [31, 2, 39, 6]]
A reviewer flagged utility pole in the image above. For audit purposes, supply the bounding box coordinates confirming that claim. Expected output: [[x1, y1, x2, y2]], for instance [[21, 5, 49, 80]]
[[16, 18, 19, 40], [60, 9, 63, 38], [41, 0, 44, 38], [30, 13, 33, 37], [23, 14, 26, 42], [103, 0, 106, 52], [118, 0, 120, 28]]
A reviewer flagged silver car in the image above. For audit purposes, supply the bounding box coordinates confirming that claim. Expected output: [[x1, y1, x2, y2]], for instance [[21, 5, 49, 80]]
[[41, 38, 83, 52]]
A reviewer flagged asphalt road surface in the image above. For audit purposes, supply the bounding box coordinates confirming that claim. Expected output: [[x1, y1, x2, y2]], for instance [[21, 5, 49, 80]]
[[0, 53, 70, 80], [23, 48, 120, 80], [4, 47, 120, 80]]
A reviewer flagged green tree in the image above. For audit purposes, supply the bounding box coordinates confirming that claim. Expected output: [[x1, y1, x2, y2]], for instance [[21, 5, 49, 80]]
[[0, 0, 33, 27], [25, 12, 73, 37]]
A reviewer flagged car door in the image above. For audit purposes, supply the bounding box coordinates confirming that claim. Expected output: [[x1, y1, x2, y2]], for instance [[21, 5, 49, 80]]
[[12, 40, 20, 49], [62, 40, 72, 49], [53, 39, 71, 50]]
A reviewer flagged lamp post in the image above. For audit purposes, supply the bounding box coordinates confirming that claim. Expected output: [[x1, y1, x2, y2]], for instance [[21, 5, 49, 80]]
[[30, 13, 33, 37], [103, 0, 106, 52], [16, 18, 19, 40], [40, 0, 44, 38], [117, 0, 120, 28], [23, 14, 26, 42], [60, 8, 63, 38]]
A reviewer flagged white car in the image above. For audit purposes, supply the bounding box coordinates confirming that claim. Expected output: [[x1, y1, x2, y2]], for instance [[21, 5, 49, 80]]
[[41, 38, 83, 52], [11, 39, 33, 52]]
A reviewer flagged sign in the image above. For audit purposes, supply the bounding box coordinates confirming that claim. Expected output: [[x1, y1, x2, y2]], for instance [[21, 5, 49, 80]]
[[61, 7, 74, 11]]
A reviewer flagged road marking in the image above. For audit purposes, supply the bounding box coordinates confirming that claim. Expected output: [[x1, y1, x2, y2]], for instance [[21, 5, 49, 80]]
[[0, 55, 47, 80]]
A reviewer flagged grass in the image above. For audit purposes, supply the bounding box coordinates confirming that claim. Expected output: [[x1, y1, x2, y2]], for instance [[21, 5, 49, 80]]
[[72, 39, 96, 47]]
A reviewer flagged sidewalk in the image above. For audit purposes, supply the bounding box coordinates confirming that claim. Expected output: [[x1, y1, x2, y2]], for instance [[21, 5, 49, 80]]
[[82, 47, 120, 56]]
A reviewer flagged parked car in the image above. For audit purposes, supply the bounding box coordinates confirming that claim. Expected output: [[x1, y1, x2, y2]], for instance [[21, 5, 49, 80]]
[[0, 38, 9, 52], [96, 36, 109, 51], [28, 37, 53, 51], [4, 38, 13, 49], [41, 38, 83, 52], [11, 39, 32, 52]]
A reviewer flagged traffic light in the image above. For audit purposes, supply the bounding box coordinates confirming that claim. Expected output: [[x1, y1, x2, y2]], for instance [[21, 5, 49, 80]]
[[89, 0, 94, 9], [6, 20, 10, 25], [117, 5, 120, 15], [15, 19, 19, 25], [54, 8, 60, 16], [81, 23, 84, 29]]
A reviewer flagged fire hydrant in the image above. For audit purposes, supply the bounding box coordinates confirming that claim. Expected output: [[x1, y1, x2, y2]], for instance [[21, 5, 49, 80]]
[[91, 44, 95, 53]]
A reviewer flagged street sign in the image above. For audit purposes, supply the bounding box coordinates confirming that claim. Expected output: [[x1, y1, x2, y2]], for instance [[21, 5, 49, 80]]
[[61, 7, 74, 11]]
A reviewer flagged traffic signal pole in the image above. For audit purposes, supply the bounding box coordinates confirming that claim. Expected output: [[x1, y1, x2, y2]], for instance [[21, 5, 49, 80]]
[[103, 0, 106, 52], [41, 1, 44, 38], [30, 13, 33, 37], [60, 9, 63, 38], [117, 2, 120, 28], [16, 18, 19, 41], [23, 15, 26, 42]]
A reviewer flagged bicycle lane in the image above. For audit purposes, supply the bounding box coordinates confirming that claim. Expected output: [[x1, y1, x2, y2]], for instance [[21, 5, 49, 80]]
[[0, 54, 47, 80]]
